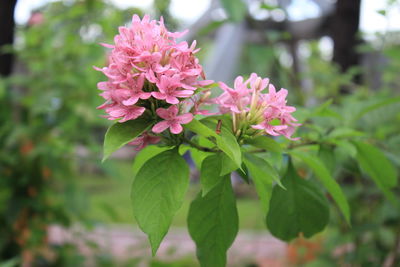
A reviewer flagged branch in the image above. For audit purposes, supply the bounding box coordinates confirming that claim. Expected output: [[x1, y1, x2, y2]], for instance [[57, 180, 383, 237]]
[[182, 136, 219, 153]]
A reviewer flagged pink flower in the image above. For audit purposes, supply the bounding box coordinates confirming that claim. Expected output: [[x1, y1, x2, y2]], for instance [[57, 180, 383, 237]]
[[214, 73, 300, 140], [120, 75, 151, 106], [250, 83, 300, 139], [96, 14, 212, 132], [129, 132, 161, 150], [215, 76, 251, 114], [102, 104, 145, 122], [152, 74, 195, 104], [152, 105, 193, 134]]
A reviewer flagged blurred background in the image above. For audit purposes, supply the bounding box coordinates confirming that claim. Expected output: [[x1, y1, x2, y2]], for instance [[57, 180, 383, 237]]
[[1, 0, 400, 266]]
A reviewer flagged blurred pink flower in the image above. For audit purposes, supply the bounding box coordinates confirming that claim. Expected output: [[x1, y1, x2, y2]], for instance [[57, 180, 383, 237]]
[[152, 105, 193, 134], [28, 12, 44, 26], [129, 132, 161, 150]]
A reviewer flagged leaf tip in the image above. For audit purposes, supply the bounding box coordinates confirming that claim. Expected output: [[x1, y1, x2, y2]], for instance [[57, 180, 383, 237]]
[[149, 236, 162, 257]]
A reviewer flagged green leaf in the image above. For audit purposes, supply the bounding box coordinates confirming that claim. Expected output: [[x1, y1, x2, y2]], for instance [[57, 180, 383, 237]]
[[352, 96, 400, 122], [188, 176, 239, 267], [185, 119, 242, 170], [311, 99, 342, 119], [244, 153, 284, 188], [132, 145, 171, 174], [353, 141, 398, 189], [243, 153, 276, 213], [190, 148, 211, 170], [334, 140, 357, 158], [185, 118, 217, 138], [318, 145, 336, 173], [266, 161, 329, 241], [103, 119, 151, 162], [237, 162, 250, 183], [290, 150, 351, 224], [244, 136, 282, 153], [189, 136, 214, 169], [220, 153, 239, 175], [200, 154, 225, 196], [131, 149, 189, 255], [326, 127, 365, 140], [220, 0, 247, 22], [218, 127, 242, 170]]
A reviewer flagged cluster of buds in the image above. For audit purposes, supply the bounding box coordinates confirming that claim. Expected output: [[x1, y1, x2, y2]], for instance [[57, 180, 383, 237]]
[[95, 15, 212, 149], [215, 73, 300, 140], [96, 15, 299, 150]]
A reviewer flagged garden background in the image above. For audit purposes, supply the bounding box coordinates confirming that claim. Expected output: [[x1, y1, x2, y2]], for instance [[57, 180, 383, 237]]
[[1, 0, 400, 266]]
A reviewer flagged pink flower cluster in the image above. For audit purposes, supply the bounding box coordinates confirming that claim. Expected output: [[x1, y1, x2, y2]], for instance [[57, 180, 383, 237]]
[[96, 15, 299, 150], [95, 15, 212, 150], [215, 73, 300, 140]]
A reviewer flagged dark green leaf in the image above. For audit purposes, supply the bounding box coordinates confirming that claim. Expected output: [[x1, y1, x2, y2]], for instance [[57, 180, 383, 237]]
[[237, 163, 250, 183], [103, 118, 151, 162], [200, 154, 225, 196], [353, 141, 400, 208], [266, 161, 329, 241], [243, 153, 276, 213], [353, 141, 397, 188], [290, 150, 351, 224], [318, 145, 336, 173], [131, 149, 189, 255], [244, 153, 284, 188], [188, 176, 238, 267], [220, 153, 239, 175]]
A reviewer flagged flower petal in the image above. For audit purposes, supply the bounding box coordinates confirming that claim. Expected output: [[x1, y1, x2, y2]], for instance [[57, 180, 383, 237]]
[[152, 121, 170, 133], [176, 113, 193, 124], [170, 123, 183, 134]]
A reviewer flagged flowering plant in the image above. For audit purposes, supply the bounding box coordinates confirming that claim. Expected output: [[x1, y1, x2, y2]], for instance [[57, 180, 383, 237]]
[[96, 15, 398, 266]]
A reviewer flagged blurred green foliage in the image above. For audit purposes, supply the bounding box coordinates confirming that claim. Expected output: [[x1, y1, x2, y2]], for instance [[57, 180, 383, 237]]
[[0, 0, 142, 265]]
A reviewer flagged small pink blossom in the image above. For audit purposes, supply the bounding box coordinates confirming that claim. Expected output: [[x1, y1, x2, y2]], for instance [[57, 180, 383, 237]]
[[129, 132, 161, 150], [121, 75, 151, 106], [102, 104, 145, 122], [152, 105, 193, 134], [214, 73, 300, 140], [152, 74, 194, 104], [215, 76, 252, 114]]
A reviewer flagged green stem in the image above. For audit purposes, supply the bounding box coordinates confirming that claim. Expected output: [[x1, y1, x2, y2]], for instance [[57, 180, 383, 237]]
[[182, 136, 219, 153]]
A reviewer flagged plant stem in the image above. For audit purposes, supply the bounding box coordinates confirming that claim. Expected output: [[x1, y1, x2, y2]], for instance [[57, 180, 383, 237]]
[[182, 136, 219, 153]]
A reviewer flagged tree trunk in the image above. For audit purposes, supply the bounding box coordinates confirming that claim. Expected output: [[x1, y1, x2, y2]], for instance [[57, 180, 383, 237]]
[[0, 0, 18, 77], [331, 0, 362, 85]]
